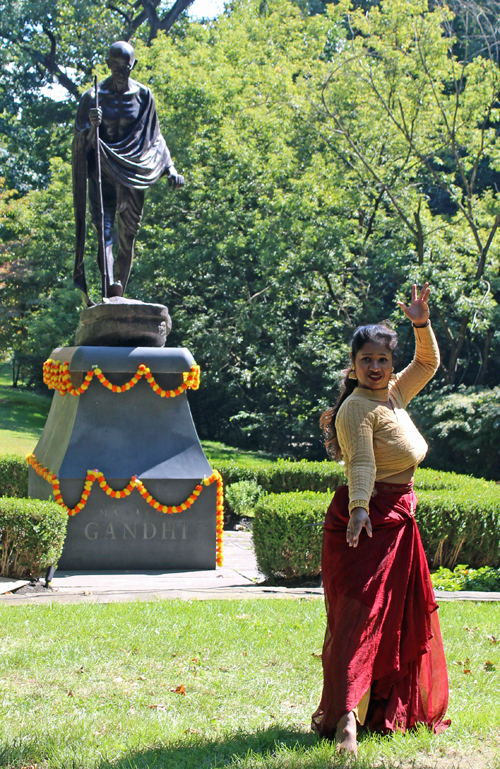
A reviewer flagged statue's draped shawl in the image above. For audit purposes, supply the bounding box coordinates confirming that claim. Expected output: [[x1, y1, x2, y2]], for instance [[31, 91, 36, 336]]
[[72, 81, 172, 298]]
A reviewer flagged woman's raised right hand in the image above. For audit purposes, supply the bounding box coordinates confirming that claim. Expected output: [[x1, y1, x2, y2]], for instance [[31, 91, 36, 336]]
[[347, 508, 373, 547]]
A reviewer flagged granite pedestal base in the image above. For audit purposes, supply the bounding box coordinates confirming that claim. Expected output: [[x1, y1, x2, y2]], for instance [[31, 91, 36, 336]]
[[29, 346, 216, 571]]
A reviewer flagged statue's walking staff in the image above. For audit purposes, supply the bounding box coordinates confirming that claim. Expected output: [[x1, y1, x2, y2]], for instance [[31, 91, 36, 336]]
[[94, 75, 108, 299]]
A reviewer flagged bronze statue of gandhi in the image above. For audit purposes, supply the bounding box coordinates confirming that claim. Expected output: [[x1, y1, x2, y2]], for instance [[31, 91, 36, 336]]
[[72, 41, 184, 306]]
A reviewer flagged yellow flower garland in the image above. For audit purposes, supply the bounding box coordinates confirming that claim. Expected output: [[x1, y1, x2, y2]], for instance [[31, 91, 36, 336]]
[[43, 359, 201, 398], [26, 453, 224, 566]]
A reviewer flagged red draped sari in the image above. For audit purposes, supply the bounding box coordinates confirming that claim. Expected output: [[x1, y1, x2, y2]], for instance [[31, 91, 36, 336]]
[[311, 483, 450, 736]]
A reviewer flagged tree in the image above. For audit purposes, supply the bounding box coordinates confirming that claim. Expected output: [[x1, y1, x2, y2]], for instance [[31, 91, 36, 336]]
[[1, 0, 498, 461], [312, 0, 500, 384]]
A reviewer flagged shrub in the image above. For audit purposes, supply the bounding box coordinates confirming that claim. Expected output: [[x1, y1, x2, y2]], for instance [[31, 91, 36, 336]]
[[0, 455, 29, 497], [251, 467, 500, 579], [409, 386, 500, 481], [225, 481, 264, 518], [415, 483, 500, 569], [253, 491, 330, 579], [431, 565, 500, 592], [0, 497, 68, 578], [213, 458, 346, 494]]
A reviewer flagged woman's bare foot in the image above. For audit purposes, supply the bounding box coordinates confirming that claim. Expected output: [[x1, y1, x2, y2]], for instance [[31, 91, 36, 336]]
[[335, 711, 357, 756]]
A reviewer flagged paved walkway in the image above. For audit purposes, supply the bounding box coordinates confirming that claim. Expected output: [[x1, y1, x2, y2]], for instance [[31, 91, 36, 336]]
[[1, 532, 499, 605], [0, 532, 323, 605]]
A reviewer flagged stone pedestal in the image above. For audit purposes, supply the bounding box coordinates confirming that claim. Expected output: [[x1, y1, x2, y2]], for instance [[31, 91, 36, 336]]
[[29, 346, 216, 571], [75, 297, 172, 347]]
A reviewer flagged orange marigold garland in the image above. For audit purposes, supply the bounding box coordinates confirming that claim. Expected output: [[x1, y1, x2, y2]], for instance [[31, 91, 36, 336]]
[[26, 454, 224, 566], [43, 359, 200, 398]]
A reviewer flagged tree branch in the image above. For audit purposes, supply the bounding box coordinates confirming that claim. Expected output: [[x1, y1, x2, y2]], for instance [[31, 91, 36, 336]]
[[158, 0, 196, 37]]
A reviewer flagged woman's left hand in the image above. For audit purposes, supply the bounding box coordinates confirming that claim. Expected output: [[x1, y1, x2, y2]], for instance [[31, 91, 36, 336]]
[[397, 282, 430, 326]]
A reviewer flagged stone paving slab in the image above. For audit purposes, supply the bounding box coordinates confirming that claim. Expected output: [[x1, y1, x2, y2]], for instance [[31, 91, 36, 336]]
[[0, 577, 30, 595], [1, 532, 499, 605], [434, 590, 500, 602]]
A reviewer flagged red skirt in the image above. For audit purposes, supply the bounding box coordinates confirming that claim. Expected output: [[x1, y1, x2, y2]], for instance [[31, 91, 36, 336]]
[[311, 483, 450, 736]]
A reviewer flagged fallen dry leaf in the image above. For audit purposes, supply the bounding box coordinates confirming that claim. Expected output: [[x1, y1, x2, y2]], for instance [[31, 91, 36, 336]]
[[149, 704, 167, 711], [170, 684, 186, 695], [138, 675, 146, 680], [67, 691, 74, 697], [113, 677, 123, 683], [487, 635, 498, 645], [184, 727, 200, 734], [311, 652, 322, 658], [483, 661, 496, 672]]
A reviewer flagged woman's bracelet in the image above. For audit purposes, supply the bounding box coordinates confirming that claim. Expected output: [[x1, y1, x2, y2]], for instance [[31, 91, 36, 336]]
[[412, 320, 430, 328], [348, 500, 370, 516]]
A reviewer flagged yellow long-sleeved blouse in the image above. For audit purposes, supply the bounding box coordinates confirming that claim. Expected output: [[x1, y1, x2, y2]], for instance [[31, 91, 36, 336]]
[[336, 323, 440, 514]]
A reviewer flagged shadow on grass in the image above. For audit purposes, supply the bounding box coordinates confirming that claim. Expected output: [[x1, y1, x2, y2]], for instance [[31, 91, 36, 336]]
[[0, 727, 391, 769], [0, 388, 50, 435], [105, 728, 319, 769]]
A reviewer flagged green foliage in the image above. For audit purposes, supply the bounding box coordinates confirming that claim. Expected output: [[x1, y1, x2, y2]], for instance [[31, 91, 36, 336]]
[[250, 465, 500, 579], [225, 480, 264, 518], [214, 458, 346, 493], [410, 386, 500, 480], [0, 497, 68, 577], [431, 564, 500, 592], [0, 160, 99, 387], [0, 455, 28, 498], [253, 491, 329, 578], [410, 467, 500, 568], [416, 483, 500, 569], [2, 0, 500, 456]]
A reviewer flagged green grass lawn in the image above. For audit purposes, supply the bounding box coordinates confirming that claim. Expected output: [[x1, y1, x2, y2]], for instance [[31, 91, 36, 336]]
[[0, 363, 51, 457], [0, 362, 276, 466], [0, 599, 499, 769]]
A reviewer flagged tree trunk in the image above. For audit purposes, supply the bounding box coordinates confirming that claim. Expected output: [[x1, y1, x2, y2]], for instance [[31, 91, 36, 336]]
[[12, 356, 21, 388], [447, 315, 469, 385], [476, 327, 494, 385]]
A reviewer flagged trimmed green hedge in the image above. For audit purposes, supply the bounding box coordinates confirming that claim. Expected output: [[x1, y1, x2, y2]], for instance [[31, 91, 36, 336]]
[[415, 487, 500, 569], [253, 491, 329, 579], [214, 458, 346, 494], [252, 468, 500, 579], [0, 455, 29, 498], [0, 497, 68, 578], [413, 468, 500, 567]]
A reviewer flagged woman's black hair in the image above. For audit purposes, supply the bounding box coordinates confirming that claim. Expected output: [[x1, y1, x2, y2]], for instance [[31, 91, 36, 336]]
[[320, 324, 399, 459]]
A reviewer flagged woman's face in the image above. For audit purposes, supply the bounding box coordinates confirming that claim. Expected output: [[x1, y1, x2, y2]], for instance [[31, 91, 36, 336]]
[[352, 342, 393, 391]]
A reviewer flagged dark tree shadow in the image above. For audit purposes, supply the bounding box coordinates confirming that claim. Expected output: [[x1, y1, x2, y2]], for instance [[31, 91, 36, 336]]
[[0, 725, 414, 769], [96, 727, 320, 769]]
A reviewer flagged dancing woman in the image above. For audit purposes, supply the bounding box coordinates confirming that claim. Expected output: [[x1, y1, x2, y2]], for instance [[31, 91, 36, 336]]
[[312, 283, 450, 754]]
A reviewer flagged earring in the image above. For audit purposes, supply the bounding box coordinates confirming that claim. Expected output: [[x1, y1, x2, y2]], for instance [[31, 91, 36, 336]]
[[391, 367, 394, 373], [348, 366, 357, 380]]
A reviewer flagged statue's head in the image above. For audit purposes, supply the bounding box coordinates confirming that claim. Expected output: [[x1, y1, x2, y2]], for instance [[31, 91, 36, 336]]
[[107, 41, 136, 89]]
